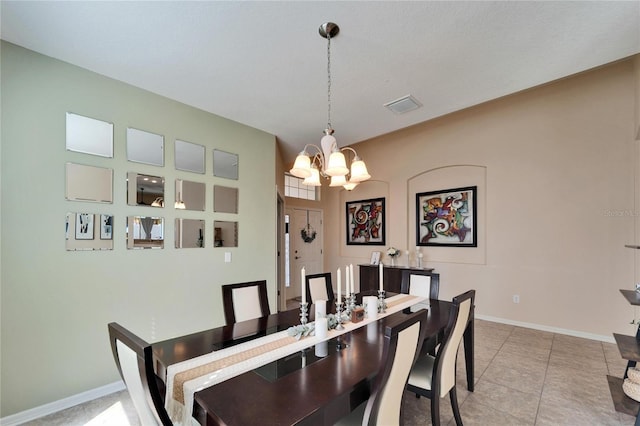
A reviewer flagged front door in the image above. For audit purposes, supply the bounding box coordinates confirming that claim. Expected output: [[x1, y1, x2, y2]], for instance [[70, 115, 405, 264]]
[[286, 208, 323, 301]]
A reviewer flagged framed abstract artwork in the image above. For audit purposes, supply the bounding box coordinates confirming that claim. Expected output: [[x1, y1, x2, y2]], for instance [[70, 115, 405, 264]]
[[75, 213, 94, 240], [346, 197, 385, 245], [416, 186, 477, 247], [100, 214, 113, 240]]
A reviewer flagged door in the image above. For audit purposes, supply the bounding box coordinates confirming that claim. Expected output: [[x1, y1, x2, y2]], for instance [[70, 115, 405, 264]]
[[286, 208, 323, 301]]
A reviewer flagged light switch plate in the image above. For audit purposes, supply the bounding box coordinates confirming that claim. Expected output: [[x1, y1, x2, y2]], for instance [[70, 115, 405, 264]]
[[224, 252, 232, 263]]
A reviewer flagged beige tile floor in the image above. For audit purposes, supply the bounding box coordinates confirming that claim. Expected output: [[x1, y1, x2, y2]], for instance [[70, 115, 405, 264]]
[[21, 319, 637, 425]]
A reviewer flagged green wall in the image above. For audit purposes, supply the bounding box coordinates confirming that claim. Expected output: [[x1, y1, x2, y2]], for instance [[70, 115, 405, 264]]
[[0, 41, 277, 416]]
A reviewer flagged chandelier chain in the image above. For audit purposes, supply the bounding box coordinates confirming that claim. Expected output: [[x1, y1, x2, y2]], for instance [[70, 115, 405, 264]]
[[327, 33, 332, 130]]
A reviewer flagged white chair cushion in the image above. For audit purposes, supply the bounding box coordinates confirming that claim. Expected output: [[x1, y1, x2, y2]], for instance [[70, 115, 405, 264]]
[[409, 275, 431, 298], [232, 286, 263, 322], [309, 277, 329, 302], [407, 354, 435, 392]]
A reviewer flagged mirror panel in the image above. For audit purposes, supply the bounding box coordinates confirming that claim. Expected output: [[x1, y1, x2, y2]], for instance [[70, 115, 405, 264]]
[[127, 172, 165, 207], [213, 185, 238, 213], [127, 128, 164, 166], [66, 163, 113, 203], [214, 221, 238, 247], [127, 216, 164, 249], [176, 179, 205, 211], [66, 113, 114, 158], [175, 140, 205, 174], [175, 219, 205, 248], [213, 149, 238, 180], [65, 213, 114, 250]]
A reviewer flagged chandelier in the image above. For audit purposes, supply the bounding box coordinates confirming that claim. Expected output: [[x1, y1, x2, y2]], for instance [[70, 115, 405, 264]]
[[290, 22, 371, 191]]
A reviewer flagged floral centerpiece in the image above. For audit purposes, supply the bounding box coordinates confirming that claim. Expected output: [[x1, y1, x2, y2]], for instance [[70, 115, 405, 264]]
[[387, 246, 400, 266]]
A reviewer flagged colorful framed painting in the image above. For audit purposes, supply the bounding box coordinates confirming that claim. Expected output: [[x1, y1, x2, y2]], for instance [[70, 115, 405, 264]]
[[346, 197, 385, 245], [416, 186, 477, 247]]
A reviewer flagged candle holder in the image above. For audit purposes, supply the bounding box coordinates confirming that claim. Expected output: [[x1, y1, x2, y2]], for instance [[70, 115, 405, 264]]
[[349, 293, 356, 314], [335, 300, 345, 330], [377, 289, 387, 313], [299, 302, 309, 325], [417, 255, 423, 269]]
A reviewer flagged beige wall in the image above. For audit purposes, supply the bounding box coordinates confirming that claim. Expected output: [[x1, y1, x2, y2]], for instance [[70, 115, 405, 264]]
[[0, 42, 277, 416], [321, 57, 638, 340]]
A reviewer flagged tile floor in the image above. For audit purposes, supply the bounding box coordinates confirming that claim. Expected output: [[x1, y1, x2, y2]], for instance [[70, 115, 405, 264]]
[[20, 319, 637, 425]]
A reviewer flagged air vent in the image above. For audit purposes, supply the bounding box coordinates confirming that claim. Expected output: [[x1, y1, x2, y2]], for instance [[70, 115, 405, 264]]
[[383, 95, 422, 114]]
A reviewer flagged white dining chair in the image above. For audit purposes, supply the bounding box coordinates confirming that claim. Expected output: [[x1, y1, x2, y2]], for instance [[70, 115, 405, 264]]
[[335, 309, 428, 425], [406, 289, 475, 426], [221, 280, 270, 325], [108, 322, 200, 426], [305, 272, 335, 304]]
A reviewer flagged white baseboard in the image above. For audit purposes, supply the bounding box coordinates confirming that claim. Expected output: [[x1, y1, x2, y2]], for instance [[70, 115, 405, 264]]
[[476, 314, 615, 344], [0, 381, 125, 426]]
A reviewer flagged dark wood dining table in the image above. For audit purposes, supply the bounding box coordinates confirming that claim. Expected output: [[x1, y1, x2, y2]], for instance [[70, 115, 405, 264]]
[[152, 293, 474, 426]]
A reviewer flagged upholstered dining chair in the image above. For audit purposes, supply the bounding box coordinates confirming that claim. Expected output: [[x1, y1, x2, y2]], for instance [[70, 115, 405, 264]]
[[400, 270, 440, 300], [406, 289, 475, 426], [108, 322, 200, 426], [335, 309, 429, 426], [305, 272, 335, 304], [221, 280, 270, 325]]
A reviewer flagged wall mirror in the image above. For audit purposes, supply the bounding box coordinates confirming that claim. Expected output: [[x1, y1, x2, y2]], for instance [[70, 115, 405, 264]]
[[214, 221, 238, 247], [66, 112, 114, 158], [127, 172, 165, 207], [127, 127, 164, 166], [127, 216, 164, 249], [213, 185, 238, 213], [175, 139, 205, 174], [65, 212, 114, 251], [213, 149, 238, 180], [176, 179, 205, 211], [66, 163, 113, 203], [175, 219, 205, 248]]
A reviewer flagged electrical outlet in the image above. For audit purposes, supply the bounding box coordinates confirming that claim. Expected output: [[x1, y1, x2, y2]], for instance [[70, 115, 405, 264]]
[[513, 295, 520, 304]]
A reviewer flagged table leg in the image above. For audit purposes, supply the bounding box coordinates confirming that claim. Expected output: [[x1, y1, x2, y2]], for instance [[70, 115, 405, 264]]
[[463, 310, 474, 392]]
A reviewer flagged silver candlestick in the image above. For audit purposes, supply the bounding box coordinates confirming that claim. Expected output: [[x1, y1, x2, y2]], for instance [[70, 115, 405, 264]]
[[300, 302, 309, 325], [335, 300, 345, 330], [378, 289, 387, 313]]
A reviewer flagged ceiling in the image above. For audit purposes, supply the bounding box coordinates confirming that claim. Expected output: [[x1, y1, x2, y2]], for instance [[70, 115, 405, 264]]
[[2, 1, 639, 165]]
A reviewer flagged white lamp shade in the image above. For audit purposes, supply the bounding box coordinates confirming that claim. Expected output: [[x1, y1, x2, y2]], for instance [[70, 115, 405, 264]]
[[325, 151, 349, 176], [329, 174, 347, 187], [290, 153, 312, 178], [349, 159, 371, 182], [302, 166, 322, 186], [343, 181, 358, 191]]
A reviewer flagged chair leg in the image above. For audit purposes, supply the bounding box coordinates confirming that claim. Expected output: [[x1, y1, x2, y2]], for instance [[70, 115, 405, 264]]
[[450, 387, 463, 426], [430, 395, 440, 426]]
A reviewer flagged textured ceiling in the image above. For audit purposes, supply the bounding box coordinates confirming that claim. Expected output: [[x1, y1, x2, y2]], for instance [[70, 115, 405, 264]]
[[2, 1, 639, 164]]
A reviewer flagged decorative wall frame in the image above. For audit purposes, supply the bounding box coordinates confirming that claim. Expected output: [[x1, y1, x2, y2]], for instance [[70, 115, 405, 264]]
[[100, 214, 113, 240], [416, 186, 477, 247], [346, 197, 385, 245], [75, 213, 94, 240]]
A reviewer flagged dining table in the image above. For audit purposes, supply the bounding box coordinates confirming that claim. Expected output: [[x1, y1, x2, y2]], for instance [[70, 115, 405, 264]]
[[152, 291, 474, 426]]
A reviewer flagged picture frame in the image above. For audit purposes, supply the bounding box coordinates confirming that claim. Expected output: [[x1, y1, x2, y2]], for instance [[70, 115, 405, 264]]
[[100, 214, 113, 240], [416, 186, 477, 247], [75, 213, 94, 240], [370, 251, 381, 265], [346, 197, 385, 245]]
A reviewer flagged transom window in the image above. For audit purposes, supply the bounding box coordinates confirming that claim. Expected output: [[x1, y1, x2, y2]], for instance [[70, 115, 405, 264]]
[[285, 174, 319, 201]]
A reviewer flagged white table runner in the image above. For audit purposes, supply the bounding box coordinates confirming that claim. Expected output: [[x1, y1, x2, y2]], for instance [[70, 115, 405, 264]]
[[165, 293, 426, 425]]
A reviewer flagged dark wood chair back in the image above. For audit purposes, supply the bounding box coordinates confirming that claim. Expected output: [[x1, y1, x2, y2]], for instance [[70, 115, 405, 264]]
[[305, 272, 335, 304], [400, 269, 440, 300], [108, 322, 172, 426], [221, 280, 270, 325]]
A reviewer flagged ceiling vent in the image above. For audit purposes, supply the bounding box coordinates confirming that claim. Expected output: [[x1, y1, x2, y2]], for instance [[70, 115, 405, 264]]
[[383, 94, 422, 114]]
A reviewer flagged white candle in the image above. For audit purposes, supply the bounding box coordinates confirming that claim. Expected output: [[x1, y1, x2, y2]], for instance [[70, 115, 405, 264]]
[[337, 267, 341, 301], [379, 262, 384, 292], [301, 267, 306, 304], [345, 265, 350, 296], [350, 264, 354, 294]]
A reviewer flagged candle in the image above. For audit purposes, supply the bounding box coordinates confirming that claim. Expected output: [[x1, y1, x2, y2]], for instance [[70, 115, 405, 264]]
[[337, 267, 341, 301], [379, 262, 384, 292], [301, 267, 306, 304], [350, 264, 354, 294], [345, 265, 350, 296]]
